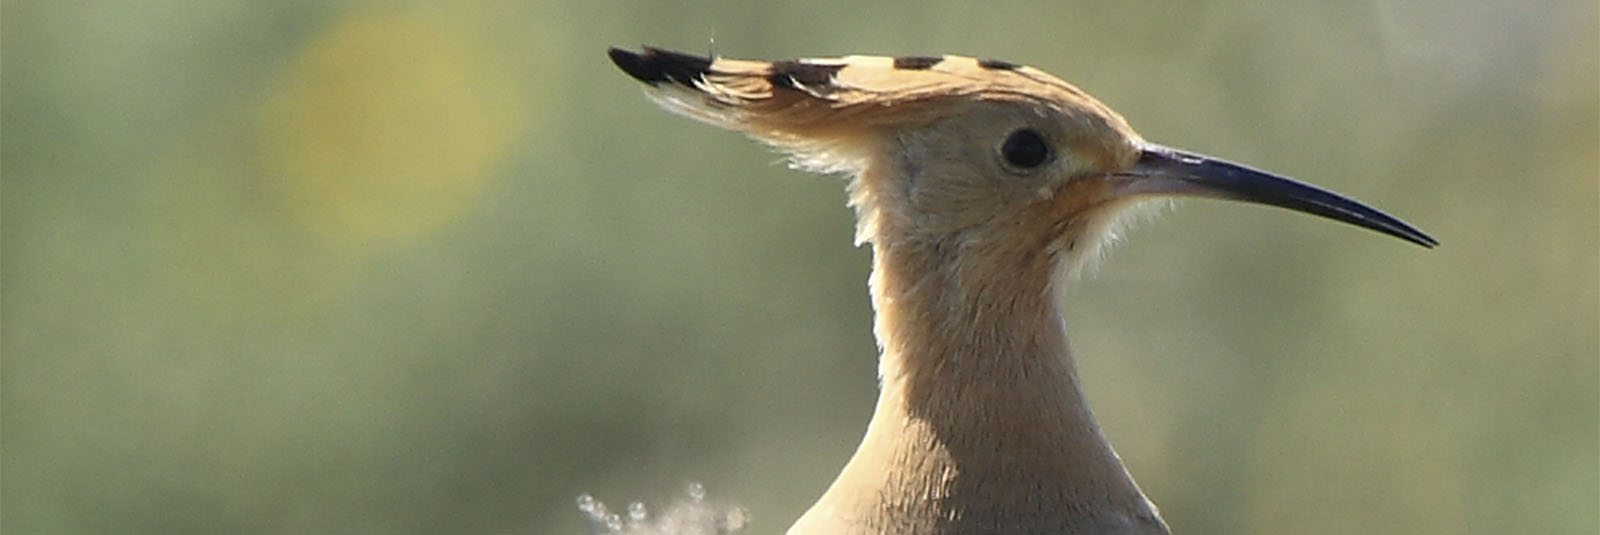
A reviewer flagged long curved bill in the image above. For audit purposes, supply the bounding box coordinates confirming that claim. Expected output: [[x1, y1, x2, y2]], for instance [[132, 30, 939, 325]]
[[1116, 144, 1438, 248]]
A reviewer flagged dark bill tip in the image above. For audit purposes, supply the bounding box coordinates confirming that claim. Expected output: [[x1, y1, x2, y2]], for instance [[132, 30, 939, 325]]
[[1124, 144, 1438, 248]]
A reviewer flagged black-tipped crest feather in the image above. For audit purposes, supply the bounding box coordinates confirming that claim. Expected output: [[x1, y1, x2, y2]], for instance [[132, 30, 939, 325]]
[[769, 60, 844, 91], [608, 47, 713, 86]]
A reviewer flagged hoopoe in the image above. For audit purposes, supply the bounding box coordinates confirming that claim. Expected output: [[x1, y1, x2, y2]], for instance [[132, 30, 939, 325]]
[[607, 46, 1435, 535]]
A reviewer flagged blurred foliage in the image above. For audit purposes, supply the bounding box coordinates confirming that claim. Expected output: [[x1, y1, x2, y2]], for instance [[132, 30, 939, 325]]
[[2, 1, 1595, 534]]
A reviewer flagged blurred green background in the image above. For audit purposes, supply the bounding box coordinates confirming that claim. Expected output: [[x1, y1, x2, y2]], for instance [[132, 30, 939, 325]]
[[3, 1, 1596, 534]]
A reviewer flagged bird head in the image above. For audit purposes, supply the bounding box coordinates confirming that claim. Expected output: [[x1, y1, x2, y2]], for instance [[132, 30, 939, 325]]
[[609, 47, 1435, 280]]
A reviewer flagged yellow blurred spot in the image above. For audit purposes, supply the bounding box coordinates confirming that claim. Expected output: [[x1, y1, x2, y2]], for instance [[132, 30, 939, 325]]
[[152, 5, 532, 319], [258, 5, 523, 244]]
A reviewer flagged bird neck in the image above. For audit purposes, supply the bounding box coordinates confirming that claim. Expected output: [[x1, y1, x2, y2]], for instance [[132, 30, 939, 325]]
[[788, 236, 1167, 535], [868, 237, 1090, 436]]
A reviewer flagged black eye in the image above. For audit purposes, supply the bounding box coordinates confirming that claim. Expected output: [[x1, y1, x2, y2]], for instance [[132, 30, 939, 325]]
[[1000, 128, 1052, 170]]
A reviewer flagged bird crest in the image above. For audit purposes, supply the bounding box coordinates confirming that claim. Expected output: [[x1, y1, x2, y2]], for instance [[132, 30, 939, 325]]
[[607, 47, 1137, 157]]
